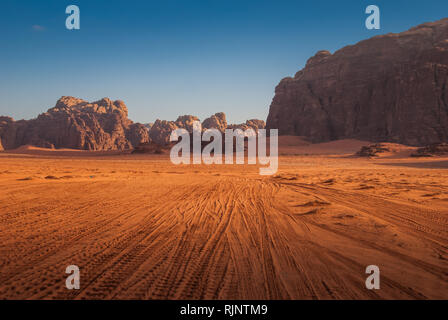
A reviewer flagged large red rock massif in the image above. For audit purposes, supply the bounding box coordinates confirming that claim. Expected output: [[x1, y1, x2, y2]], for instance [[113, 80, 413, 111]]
[[0, 97, 149, 150], [0, 97, 266, 150], [266, 18, 448, 146]]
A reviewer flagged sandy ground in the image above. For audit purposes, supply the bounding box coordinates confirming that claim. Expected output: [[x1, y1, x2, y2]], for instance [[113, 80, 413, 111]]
[[0, 141, 447, 300]]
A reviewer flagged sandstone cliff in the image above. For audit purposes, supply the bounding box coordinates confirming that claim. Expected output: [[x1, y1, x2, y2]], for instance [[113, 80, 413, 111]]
[[0, 97, 149, 150], [266, 18, 448, 146]]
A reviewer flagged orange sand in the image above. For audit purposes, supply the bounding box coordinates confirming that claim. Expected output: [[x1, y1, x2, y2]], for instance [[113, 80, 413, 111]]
[[0, 140, 447, 299]]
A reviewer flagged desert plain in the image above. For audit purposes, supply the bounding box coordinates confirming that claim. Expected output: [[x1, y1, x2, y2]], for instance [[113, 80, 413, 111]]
[[0, 137, 447, 300]]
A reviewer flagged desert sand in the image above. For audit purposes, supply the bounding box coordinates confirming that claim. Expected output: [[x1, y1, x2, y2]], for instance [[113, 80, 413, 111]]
[[0, 139, 447, 300]]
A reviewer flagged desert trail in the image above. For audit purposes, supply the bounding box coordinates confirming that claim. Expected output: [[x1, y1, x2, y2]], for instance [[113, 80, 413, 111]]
[[0, 140, 447, 299]]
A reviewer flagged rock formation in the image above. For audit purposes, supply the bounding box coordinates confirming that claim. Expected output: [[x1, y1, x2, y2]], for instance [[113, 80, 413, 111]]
[[175, 115, 200, 133], [356, 144, 391, 157], [148, 115, 202, 145], [266, 18, 448, 146], [411, 142, 448, 157], [245, 119, 266, 130], [0, 97, 149, 150], [202, 113, 227, 132], [1, 96, 266, 151], [228, 119, 266, 132], [149, 120, 180, 145], [148, 113, 266, 146]]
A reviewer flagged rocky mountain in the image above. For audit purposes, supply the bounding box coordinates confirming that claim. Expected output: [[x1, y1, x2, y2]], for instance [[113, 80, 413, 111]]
[[202, 113, 228, 132], [228, 119, 266, 132], [149, 119, 182, 145], [266, 18, 448, 146], [0, 96, 149, 150], [0, 97, 265, 151], [148, 113, 266, 145]]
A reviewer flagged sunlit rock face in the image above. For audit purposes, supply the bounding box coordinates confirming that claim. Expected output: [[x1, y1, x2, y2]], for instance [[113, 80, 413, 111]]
[[0, 97, 149, 150], [267, 18, 448, 146]]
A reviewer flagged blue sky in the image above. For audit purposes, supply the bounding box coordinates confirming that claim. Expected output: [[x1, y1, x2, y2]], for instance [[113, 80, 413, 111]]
[[0, 0, 447, 124]]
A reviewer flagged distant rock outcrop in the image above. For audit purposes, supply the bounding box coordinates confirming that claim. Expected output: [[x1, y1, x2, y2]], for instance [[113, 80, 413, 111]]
[[202, 113, 227, 132], [356, 142, 417, 157], [175, 115, 200, 133], [266, 18, 448, 146], [356, 144, 391, 157], [148, 112, 266, 146], [411, 143, 448, 157], [149, 120, 179, 145], [148, 115, 202, 145], [0, 97, 149, 150], [228, 119, 266, 132], [245, 119, 266, 130], [1, 97, 266, 151]]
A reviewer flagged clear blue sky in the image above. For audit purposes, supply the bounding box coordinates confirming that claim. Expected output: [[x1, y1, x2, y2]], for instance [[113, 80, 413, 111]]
[[0, 0, 447, 124]]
